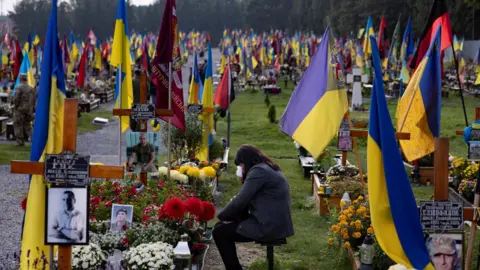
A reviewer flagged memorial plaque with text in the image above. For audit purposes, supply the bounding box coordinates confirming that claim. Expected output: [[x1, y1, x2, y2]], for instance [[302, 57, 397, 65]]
[[188, 104, 203, 115], [131, 104, 155, 120], [44, 152, 90, 186], [420, 201, 464, 231]]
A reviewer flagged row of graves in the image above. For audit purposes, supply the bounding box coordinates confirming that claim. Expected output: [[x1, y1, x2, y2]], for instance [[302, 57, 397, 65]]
[[11, 74, 227, 270], [296, 107, 480, 269]]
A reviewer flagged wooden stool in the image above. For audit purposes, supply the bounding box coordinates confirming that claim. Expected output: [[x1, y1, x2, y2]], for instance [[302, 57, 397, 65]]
[[255, 238, 286, 270]]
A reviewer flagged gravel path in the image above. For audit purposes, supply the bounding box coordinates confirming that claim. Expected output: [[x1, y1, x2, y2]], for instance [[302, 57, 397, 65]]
[[203, 242, 265, 270]]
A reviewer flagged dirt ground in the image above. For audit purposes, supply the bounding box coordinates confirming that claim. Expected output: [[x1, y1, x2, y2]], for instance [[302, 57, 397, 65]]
[[203, 242, 265, 270]]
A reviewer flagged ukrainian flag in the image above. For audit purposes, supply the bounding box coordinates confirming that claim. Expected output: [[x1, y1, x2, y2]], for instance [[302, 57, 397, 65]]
[[188, 50, 203, 105], [21, 0, 66, 268], [12, 50, 35, 95], [279, 27, 348, 158], [111, 0, 134, 132], [198, 44, 215, 161], [363, 17, 374, 60], [367, 34, 434, 270], [396, 26, 442, 162]]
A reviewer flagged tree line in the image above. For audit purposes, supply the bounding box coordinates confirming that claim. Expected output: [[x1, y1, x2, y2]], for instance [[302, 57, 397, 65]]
[[7, 0, 480, 44]]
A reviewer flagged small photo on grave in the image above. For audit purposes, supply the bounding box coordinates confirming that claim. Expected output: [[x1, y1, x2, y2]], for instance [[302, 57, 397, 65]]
[[126, 132, 159, 174], [110, 204, 134, 232], [45, 187, 88, 245], [425, 232, 463, 270], [468, 141, 480, 161], [338, 136, 353, 151], [469, 129, 480, 141]]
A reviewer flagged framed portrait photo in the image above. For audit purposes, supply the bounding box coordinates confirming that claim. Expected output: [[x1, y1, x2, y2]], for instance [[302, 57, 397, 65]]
[[425, 232, 464, 270], [125, 132, 159, 176], [45, 187, 89, 245], [110, 204, 134, 232]]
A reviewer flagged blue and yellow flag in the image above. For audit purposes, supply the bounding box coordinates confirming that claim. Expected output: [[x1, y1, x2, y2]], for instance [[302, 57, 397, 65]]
[[367, 34, 434, 270], [397, 26, 442, 162], [111, 0, 134, 132], [21, 0, 66, 268], [363, 17, 374, 60], [188, 50, 203, 105], [279, 27, 348, 158], [12, 50, 35, 95], [198, 44, 215, 161]]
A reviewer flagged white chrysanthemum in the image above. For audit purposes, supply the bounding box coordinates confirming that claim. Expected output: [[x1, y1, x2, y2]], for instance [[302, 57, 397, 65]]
[[158, 166, 169, 176]]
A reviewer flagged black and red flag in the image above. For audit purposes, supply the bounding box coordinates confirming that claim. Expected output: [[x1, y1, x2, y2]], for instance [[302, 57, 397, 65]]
[[151, 0, 185, 131], [410, 0, 452, 70], [377, 16, 387, 59]]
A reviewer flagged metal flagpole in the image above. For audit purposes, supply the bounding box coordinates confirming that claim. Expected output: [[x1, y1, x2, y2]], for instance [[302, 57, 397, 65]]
[[227, 58, 231, 148], [167, 62, 172, 180], [118, 66, 123, 166]]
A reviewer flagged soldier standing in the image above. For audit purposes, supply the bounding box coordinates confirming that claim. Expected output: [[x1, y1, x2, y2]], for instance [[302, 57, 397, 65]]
[[12, 75, 35, 146]]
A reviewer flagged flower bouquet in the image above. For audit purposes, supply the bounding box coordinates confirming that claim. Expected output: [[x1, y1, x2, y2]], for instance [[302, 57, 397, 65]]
[[328, 195, 372, 249], [69, 243, 107, 270], [90, 231, 129, 254], [124, 242, 175, 270]]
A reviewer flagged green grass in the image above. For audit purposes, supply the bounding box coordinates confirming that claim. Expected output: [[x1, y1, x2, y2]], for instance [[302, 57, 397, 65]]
[[0, 109, 115, 165], [213, 81, 478, 269]]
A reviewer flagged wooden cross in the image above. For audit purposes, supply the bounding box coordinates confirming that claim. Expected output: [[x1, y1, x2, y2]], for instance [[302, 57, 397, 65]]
[[10, 99, 125, 270], [112, 73, 174, 184]]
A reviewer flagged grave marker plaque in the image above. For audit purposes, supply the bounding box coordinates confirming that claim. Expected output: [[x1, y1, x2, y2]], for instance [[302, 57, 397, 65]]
[[131, 104, 156, 120], [420, 201, 464, 231], [188, 104, 203, 115], [44, 152, 90, 185]]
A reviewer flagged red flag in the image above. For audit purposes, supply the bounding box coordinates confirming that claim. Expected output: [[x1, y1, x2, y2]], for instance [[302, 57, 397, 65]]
[[410, 0, 452, 70], [13, 39, 23, 80], [214, 65, 230, 110], [151, 0, 185, 131], [377, 16, 387, 58], [76, 43, 89, 88], [63, 36, 71, 65]]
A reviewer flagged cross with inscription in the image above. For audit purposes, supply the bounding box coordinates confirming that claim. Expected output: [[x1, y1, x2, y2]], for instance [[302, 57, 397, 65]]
[[10, 99, 125, 270], [113, 73, 174, 184], [346, 68, 369, 111]]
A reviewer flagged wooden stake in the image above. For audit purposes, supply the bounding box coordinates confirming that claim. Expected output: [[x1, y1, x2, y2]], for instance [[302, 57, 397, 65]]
[[433, 138, 449, 201]]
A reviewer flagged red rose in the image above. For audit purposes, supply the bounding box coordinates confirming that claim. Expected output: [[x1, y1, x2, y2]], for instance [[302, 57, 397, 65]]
[[99, 186, 105, 192], [158, 182, 165, 188], [89, 216, 97, 222], [185, 197, 203, 217], [122, 238, 129, 245], [162, 198, 186, 219], [113, 182, 120, 188], [122, 224, 127, 231], [142, 215, 149, 222], [198, 201, 216, 221], [128, 186, 136, 195], [21, 197, 27, 211], [105, 201, 112, 208], [106, 178, 111, 182]]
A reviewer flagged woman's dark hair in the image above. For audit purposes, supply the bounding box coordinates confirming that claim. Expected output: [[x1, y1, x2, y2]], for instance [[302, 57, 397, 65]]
[[234, 144, 280, 174]]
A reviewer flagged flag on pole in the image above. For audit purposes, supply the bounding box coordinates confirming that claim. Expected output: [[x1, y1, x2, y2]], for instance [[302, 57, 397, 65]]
[[214, 63, 235, 110], [12, 51, 35, 95], [279, 26, 348, 158], [21, 0, 66, 268], [198, 44, 215, 161], [188, 50, 203, 105], [110, 0, 134, 133], [152, 0, 185, 131], [367, 34, 434, 270], [396, 26, 442, 162], [410, 0, 452, 70]]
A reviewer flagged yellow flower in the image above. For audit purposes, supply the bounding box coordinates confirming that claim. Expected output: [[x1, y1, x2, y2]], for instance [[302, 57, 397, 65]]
[[338, 215, 346, 221], [355, 220, 362, 226], [340, 201, 347, 207], [342, 210, 350, 215], [350, 221, 355, 227], [347, 213, 353, 218], [187, 167, 201, 178], [356, 209, 363, 215], [356, 224, 364, 230], [340, 221, 348, 226], [212, 162, 220, 170], [343, 233, 349, 239], [344, 242, 351, 248], [353, 232, 361, 239], [200, 160, 209, 167], [357, 195, 364, 201], [331, 225, 339, 232], [367, 227, 373, 234], [202, 166, 217, 178], [328, 238, 334, 245], [348, 206, 355, 212], [341, 228, 348, 235], [353, 199, 359, 204], [179, 165, 191, 174]]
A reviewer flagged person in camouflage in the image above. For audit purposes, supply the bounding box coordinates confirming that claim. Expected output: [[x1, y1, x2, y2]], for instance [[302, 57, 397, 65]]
[[12, 75, 36, 146], [127, 132, 156, 174]]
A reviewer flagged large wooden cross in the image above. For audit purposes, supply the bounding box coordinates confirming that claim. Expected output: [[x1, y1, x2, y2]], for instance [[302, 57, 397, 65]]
[[113, 73, 173, 184], [10, 99, 125, 270]]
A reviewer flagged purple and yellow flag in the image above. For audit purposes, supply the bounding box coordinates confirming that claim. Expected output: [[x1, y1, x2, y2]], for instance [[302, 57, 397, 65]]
[[21, 0, 66, 268], [396, 26, 442, 162], [368, 34, 434, 270], [279, 27, 348, 158]]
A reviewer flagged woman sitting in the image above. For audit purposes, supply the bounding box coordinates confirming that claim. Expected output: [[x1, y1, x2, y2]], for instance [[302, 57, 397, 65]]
[[212, 145, 294, 270]]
